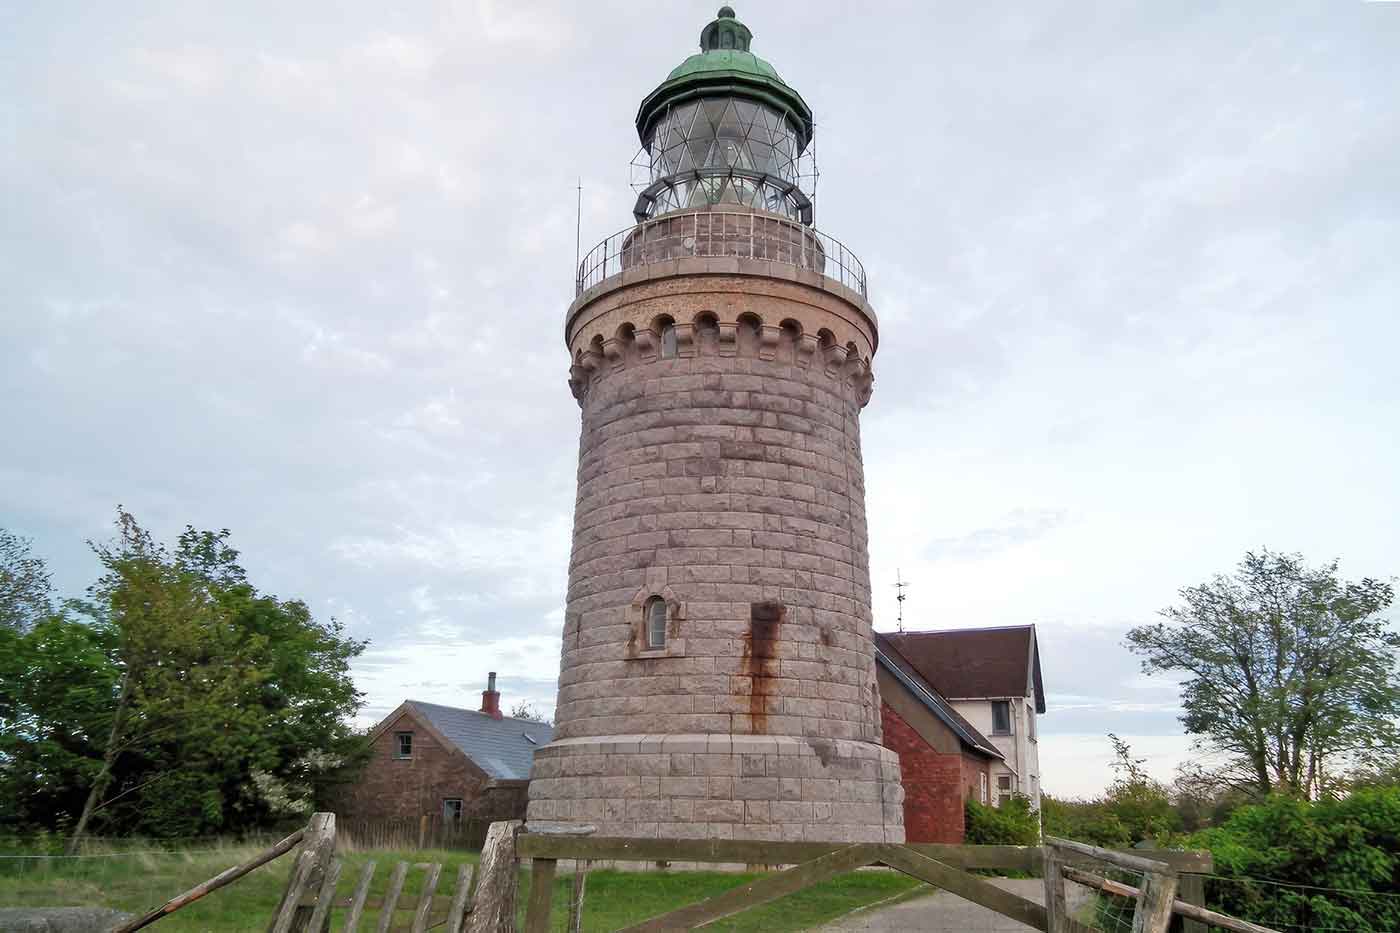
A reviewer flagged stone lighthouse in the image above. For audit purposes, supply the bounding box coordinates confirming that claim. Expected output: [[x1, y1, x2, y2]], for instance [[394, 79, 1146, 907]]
[[527, 7, 903, 844]]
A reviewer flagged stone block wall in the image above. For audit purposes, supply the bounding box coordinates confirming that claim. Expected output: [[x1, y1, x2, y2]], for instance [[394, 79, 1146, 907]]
[[529, 734, 904, 843], [531, 260, 901, 843]]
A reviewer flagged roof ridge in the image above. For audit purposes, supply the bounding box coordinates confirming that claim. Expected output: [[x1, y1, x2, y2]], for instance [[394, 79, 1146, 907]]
[[406, 698, 552, 727], [887, 623, 1034, 636]]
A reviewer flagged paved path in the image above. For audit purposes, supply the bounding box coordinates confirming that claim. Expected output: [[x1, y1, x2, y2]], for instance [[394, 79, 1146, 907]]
[[816, 878, 1092, 932]]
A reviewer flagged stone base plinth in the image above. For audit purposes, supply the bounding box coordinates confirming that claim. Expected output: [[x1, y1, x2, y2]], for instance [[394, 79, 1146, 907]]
[[526, 734, 904, 843]]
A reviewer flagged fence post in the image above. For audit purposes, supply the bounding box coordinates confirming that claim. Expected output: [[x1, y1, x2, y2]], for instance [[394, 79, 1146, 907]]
[[1132, 866, 1179, 933], [419, 814, 429, 851], [523, 858, 557, 933], [1176, 874, 1206, 933], [1042, 846, 1066, 933], [267, 812, 336, 933], [465, 820, 522, 933]]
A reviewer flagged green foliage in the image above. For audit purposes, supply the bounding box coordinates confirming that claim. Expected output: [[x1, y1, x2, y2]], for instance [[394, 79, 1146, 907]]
[[0, 528, 53, 631], [964, 794, 1040, 846], [1127, 549, 1400, 796], [1192, 788, 1400, 931], [1040, 795, 1131, 848], [0, 510, 368, 839]]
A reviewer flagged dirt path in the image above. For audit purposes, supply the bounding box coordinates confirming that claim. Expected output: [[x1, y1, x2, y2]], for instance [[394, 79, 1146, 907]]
[[816, 877, 1092, 932]]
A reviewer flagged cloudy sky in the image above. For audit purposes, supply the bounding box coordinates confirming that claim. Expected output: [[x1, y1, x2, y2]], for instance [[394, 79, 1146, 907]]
[[3, 1, 1397, 798]]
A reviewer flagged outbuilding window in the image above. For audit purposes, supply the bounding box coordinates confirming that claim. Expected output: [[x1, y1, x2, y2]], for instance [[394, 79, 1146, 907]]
[[443, 798, 463, 821], [646, 596, 667, 649], [997, 774, 1013, 807], [991, 700, 1012, 735], [978, 772, 989, 804], [395, 732, 413, 759]]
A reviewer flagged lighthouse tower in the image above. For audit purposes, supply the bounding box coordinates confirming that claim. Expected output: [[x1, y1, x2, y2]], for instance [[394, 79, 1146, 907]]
[[528, 7, 903, 844]]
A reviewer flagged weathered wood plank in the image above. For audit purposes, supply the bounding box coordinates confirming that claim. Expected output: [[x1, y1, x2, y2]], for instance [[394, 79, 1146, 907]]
[[465, 820, 521, 933], [411, 862, 443, 933], [375, 862, 409, 933], [1047, 836, 1173, 877], [513, 835, 1211, 874], [1042, 847, 1067, 933], [342, 861, 377, 933], [619, 844, 880, 932], [306, 859, 343, 933], [875, 845, 1048, 932], [567, 861, 589, 933], [445, 864, 475, 933], [522, 858, 557, 933], [1062, 866, 1281, 933], [1132, 867, 1179, 933], [1177, 873, 1207, 933], [270, 813, 336, 933], [115, 827, 305, 933]]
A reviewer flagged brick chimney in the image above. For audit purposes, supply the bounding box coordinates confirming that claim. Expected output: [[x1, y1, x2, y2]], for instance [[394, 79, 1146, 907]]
[[480, 671, 502, 719]]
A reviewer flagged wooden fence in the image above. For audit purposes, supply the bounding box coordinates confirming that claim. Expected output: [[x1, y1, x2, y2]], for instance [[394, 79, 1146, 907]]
[[110, 814, 1284, 933]]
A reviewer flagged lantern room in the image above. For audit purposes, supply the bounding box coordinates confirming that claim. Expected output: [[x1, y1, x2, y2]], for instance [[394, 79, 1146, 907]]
[[632, 7, 817, 224]]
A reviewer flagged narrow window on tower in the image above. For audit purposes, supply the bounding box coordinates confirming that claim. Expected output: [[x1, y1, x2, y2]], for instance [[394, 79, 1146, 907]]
[[646, 596, 667, 649], [660, 323, 678, 359]]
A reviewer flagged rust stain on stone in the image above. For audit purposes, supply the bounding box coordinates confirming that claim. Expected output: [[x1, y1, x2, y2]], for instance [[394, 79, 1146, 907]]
[[740, 601, 784, 734]]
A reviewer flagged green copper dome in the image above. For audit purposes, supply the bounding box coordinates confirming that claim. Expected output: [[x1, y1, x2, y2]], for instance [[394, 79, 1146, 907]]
[[635, 7, 814, 152]]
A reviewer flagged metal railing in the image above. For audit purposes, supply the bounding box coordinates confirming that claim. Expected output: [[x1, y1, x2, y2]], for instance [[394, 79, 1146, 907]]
[[575, 210, 867, 298]]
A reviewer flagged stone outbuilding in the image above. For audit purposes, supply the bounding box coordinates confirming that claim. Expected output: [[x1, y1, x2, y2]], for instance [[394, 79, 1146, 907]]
[[339, 674, 553, 827], [874, 633, 1003, 843]]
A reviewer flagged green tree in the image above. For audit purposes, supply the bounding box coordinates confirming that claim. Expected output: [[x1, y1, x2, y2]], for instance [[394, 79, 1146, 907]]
[[1126, 550, 1399, 797], [0, 510, 368, 842], [0, 528, 53, 631], [1103, 733, 1180, 843]]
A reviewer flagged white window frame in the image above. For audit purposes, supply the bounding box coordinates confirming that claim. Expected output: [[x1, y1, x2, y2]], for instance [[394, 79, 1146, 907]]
[[443, 798, 463, 821], [979, 771, 989, 804], [646, 596, 667, 649], [395, 731, 413, 759]]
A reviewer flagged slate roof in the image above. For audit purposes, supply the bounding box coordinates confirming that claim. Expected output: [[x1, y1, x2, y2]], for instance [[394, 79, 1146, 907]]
[[874, 633, 1002, 759], [881, 625, 1046, 714], [399, 700, 553, 781]]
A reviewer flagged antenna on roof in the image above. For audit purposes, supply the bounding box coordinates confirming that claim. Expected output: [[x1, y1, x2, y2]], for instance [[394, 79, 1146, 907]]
[[894, 569, 908, 633], [574, 177, 583, 291]]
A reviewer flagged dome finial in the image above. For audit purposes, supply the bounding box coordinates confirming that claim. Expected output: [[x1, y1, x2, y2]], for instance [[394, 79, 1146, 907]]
[[700, 6, 751, 52]]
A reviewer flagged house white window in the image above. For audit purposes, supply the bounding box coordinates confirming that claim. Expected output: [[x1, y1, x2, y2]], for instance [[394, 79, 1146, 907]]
[[646, 596, 667, 649], [443, 798, 463, 822], [997, 774, 1013, 807], [395, 731, 413, 759], [992, 700, 1012, 735], [978, 772, 989, 804]]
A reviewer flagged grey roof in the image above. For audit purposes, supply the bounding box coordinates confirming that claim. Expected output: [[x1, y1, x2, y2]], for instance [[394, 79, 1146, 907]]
[[404, 700, 553, 781]]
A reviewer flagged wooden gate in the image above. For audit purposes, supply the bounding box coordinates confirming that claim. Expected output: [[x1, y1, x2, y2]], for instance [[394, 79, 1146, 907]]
[[514, 832, 1224, 933]]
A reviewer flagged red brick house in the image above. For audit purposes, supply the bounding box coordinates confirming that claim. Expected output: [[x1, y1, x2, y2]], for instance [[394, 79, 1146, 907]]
[[875, 633, 1004, 843], [338, 674, 552, 825]]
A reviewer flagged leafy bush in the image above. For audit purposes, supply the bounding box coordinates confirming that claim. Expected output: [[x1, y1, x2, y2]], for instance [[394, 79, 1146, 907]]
[[1192, 787, 1400, 931], [965, 795, 1040, 846]]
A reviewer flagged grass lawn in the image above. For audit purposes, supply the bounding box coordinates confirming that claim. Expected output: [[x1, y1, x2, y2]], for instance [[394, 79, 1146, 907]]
[[0, 844, 928, 931]]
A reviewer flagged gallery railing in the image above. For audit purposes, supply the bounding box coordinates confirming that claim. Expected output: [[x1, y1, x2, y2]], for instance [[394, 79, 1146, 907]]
[[576, 209, 867, 298]]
